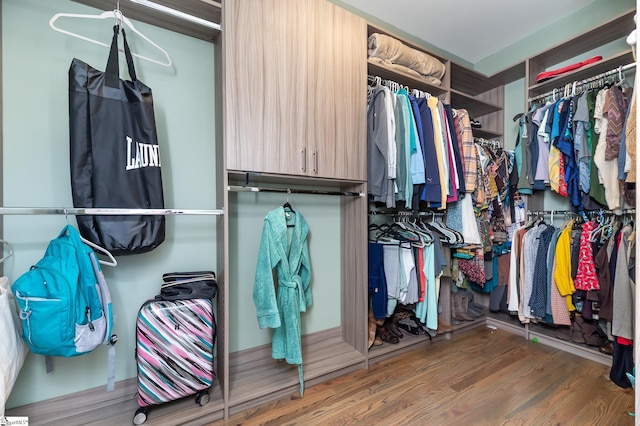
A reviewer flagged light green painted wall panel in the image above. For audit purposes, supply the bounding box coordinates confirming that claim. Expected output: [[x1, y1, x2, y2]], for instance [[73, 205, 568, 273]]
[[329, 0, 472, 68], [3, 0, 217, 408]]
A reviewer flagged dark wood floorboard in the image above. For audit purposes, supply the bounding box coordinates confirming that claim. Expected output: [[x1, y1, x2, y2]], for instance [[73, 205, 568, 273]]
[[207, 328, 634, 425]]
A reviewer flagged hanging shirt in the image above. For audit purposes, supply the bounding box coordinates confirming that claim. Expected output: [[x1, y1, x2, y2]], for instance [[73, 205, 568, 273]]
[[585, 90, 607, 207], [414, 243, 436, 329], [428, 97, 449, 206], [367, 86, 389, 201], [555, 97, 581, 209], [612, 225, 634, 340], [448, 107, 467, 195], [393, 92, 413, 204], [417, 98, 442, 203], [573, 92, 591, 193], [533, 104, 551, 183], [573, 221, 599, 291], [456, 109, 477, 193], [604, 85, 627, 160], [553, 223, 576, 313], [593, 88, 622, 211], [625, 89, 637, 183], [529, 225, 555, 318]]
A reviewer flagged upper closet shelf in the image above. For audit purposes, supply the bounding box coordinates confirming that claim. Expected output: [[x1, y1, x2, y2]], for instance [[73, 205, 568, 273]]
[[528, 50, 635, 97], [71, 0, 221, 42], [472, 128, 503, 140], [528, 9, 636, 72], [450, 89, 501, 117], [450, 63, 499, 96]]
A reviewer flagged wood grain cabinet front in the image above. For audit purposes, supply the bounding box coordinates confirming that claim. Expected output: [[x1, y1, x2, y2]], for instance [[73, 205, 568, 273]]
[[224, 0, 366, 181]]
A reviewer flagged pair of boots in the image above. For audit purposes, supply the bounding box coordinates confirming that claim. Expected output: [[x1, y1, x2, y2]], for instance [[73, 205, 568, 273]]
[[368, 310, 399, 349], [453, 293, 484, 321]]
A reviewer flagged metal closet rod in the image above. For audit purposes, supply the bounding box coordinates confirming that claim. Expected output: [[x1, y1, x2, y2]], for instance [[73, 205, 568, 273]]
[[228, 185, 364, 197], [0, 207, 223, 215], [126, 0, 221, 31]]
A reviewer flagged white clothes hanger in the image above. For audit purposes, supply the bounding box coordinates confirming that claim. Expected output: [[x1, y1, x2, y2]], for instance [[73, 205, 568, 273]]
[[0, 239, 14, 264], [82, 237, 118, 267], [49, 8, 172, 68], [62, 209, 117, 267]]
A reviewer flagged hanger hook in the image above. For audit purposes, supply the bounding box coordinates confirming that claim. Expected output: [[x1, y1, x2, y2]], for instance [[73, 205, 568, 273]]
[[63, 208, 70, 224], [618, 65, 624, 82]]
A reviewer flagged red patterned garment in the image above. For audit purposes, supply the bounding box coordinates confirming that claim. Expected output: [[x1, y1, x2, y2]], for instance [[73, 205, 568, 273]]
[[574, 221, 599, 291]]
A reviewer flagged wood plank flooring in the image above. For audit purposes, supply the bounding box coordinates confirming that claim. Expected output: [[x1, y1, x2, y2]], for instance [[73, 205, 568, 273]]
[[208, 327, 634, 425]]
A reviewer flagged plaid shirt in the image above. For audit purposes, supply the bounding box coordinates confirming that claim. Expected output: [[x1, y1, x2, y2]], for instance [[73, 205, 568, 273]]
[[455, 109, 476, 193]]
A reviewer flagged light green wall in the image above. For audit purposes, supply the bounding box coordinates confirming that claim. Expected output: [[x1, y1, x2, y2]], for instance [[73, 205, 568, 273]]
[[475, 0, 635, 75], [3, 0, 218, 408], [3, 0, 343, 409], [329, 0, 473, 68]]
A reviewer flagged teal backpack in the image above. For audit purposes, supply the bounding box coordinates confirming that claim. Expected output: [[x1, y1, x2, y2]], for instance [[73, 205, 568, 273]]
[[11, 225, 117, 389]]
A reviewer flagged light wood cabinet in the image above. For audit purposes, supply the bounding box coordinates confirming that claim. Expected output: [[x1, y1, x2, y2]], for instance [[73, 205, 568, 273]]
[[224, 0, 366, 180]]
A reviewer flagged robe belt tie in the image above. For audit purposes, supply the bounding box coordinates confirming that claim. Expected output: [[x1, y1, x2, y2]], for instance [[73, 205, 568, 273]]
[[280, 275, 306, 313], [280, 274, 306, 395]]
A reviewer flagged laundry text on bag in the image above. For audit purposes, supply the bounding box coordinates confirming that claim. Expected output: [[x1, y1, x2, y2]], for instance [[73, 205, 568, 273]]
[[126, 136, 161, 170]]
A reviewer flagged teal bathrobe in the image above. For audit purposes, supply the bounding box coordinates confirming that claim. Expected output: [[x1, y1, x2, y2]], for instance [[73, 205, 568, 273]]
[[253, 206, 312, 395]]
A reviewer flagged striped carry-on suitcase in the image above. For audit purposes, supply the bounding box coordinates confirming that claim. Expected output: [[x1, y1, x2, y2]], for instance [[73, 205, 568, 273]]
[[133, 298, 216, 425]]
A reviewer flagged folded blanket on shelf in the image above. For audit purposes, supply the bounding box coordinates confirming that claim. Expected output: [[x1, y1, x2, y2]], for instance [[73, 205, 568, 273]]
[[368, 33, 446, 82], [367, 58, 442, 86]]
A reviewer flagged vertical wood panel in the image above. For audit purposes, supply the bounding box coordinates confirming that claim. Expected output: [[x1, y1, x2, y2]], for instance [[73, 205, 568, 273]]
[[224, 0, 308, 176], [307, 0, 366, 180], [341, 183, 368, 354]]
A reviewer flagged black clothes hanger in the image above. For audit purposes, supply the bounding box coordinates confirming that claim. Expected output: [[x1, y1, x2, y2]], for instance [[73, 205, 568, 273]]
[[283, 189, 294, 212]]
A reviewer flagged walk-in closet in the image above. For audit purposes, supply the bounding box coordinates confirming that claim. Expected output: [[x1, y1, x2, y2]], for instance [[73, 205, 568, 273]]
[[0, 0, 638, 424]]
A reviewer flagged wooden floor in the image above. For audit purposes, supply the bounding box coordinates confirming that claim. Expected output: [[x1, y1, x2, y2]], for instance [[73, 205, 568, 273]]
[[208, 327, 634, 426]]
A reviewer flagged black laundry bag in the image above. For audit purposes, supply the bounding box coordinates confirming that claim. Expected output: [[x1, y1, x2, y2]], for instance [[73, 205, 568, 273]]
[[69, 25, 165, 255]]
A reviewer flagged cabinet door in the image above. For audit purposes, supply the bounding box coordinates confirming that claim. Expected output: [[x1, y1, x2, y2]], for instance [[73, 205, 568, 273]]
[[224, 0, 311, 175], [307, 0, 367, 180]]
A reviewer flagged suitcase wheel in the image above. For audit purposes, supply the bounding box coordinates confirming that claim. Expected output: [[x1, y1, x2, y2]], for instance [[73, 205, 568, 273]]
[[196, 390, 210, 407], [133, 407, 149, 425]]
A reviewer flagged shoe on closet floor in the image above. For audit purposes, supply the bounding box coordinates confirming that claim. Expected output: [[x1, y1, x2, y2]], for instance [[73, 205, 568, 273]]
[[599, 340, 614, 355], [438, 318, 453, 333], [556, 326, 571, 341], [377, 323, 399, 344], [387, 316, 403, 339], [397, 316, 421, 335]]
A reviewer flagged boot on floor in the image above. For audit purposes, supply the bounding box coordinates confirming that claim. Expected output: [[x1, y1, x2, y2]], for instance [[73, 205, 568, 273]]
[[454, 293, 474, 321]]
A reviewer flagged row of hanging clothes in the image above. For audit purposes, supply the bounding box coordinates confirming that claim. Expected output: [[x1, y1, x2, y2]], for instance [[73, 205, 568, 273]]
[[506, 209, 635, 388], [517, 65, 636, 213], [367, 74, 470, 210], [366, 73, 529, 318], [367, 211, 463, 346]]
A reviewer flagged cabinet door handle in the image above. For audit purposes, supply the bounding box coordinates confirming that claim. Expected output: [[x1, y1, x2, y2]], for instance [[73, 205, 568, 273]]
[[301, 148, 306, 172], [312, 151, 318, 174]]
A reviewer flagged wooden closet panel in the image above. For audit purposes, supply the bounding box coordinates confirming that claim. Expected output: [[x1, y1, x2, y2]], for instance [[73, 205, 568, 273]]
[[224, 0, 310, 175], [307, 0, 367, 180]]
